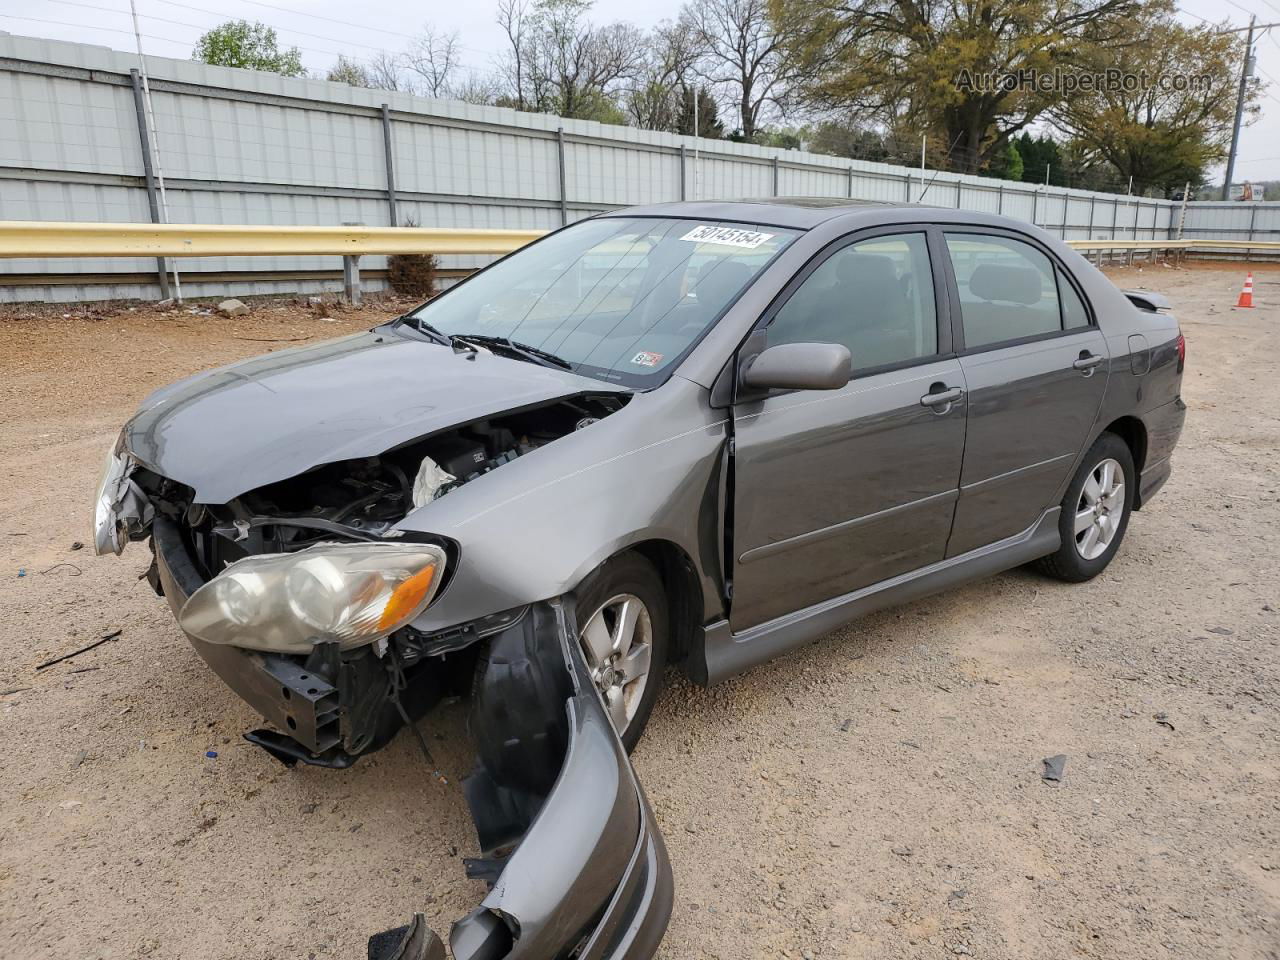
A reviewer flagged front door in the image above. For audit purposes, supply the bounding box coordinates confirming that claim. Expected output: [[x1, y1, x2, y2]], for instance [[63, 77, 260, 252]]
[[940, 231, 1110, 556], [730, 230, 967, 632]]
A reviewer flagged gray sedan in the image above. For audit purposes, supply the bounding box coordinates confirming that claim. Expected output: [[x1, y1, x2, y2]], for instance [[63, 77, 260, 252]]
[[93, 199, 1185, 959]]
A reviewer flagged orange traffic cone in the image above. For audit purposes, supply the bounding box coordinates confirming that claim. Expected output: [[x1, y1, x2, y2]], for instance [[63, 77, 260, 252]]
[[1236, 272, 1255, 308]]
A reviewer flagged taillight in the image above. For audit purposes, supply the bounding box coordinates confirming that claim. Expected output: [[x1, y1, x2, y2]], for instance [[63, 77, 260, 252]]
[[1176, 333, 1185, 373]]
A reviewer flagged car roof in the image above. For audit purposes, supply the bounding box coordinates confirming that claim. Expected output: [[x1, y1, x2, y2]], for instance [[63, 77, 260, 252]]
[[602, 198, 1032, 233]]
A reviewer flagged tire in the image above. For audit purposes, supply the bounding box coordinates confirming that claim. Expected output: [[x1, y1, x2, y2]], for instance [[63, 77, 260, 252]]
[[574, 552, 669, 752], [1036, 432, 1135, 583]]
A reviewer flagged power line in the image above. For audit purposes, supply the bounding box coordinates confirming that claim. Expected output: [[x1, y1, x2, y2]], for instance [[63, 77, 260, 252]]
[[153, 0, 494, 62], [0, 13, 179, 46], [1220, 0, 1263, 17], [38, 0, 409, 59], [146, 0, 403, 55]]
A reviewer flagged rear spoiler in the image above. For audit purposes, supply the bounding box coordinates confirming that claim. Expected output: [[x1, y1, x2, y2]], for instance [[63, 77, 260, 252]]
[[1121, 289, 1172, 313]]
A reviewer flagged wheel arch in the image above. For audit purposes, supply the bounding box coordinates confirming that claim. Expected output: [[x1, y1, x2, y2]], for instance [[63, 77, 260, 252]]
[[1100, 415, 1148, 507], [602, 540, 704, 668]]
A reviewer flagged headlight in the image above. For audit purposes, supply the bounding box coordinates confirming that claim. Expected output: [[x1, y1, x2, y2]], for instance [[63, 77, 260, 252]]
[[92, 445, 131, 556], [178, 542, 447, 654]]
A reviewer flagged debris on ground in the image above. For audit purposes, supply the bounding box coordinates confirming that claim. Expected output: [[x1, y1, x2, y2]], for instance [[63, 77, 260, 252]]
[[39, 562, 81, 576], [35, 629, 123, 671], [1154, 713, 1176, 731], [1041, 754, 1068, 784], [217, 298, 249, 317]]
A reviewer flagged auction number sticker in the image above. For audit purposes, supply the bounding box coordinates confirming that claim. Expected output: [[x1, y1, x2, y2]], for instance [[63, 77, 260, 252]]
[[679, 225, 775, 249]]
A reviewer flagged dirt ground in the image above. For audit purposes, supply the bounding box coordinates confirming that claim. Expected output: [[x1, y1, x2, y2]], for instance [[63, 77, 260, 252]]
[[0, 264, 1277, 960]]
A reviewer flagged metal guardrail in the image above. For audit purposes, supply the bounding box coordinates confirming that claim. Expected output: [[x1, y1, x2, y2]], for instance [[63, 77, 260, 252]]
[[0, 221, 545, 258], [0, 221, 546, 304], [4, 222, 1278, 259], [0, 222, 1277, 303], [1064, 237, 1280, 267]]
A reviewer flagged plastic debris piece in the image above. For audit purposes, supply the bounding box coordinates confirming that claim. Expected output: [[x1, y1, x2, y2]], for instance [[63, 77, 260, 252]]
[[1041, 754, 1068, 783]]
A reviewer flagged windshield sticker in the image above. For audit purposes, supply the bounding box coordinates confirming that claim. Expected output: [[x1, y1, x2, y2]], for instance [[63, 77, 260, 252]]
[[679, 225, 775, 249], [630, 351, 664, 367]]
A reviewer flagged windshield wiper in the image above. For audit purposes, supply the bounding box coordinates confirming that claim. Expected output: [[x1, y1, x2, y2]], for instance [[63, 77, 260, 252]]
[[451, 334, 574, 371], [405, 316, 452, 346]]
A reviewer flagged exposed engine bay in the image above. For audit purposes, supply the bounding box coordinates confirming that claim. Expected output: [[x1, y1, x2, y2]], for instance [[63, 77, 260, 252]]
[[137, 392, 627, 581]]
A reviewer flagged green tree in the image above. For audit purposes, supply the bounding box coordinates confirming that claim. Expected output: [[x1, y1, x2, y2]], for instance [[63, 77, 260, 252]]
[[677, 85, 725, 137], [326, 56, 373, 87], [193, 20, 305, 76], [1050, 14, 1251, 195], [1013, 133, 1063, 184], [999, 142, 1025, 181], [771, 0, 1146, 174]]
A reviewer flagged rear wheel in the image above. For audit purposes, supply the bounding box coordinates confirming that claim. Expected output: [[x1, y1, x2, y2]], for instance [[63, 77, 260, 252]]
[[1037, 432, 1135, 582], [574, 553, 668, 751]]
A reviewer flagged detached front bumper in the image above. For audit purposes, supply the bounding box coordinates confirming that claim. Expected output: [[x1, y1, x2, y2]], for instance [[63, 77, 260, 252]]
[[153, 518, 674, 959]]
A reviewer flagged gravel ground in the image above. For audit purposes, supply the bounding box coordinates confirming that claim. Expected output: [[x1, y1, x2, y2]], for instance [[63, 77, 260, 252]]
[[1, 265, 1277, 960]]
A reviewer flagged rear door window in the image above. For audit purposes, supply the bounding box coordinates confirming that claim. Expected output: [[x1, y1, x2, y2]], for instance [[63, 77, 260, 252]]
[[944, 234, 1066, 349]]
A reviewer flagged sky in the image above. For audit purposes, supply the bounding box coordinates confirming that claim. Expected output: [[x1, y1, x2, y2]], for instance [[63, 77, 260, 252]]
[[5, 0, 1280, 184]]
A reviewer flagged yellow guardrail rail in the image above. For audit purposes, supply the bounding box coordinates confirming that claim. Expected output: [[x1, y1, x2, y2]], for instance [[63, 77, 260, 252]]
[[1, 222, 1277, 259], [0, 221, 547, 258], [1067, 239, 1280, 251]]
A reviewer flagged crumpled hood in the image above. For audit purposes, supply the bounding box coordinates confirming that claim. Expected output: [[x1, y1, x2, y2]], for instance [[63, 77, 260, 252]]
[[123, 329, 627, 503]]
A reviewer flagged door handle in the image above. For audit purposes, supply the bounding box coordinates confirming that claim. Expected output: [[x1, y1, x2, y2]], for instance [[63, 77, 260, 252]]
[[920, 385, 964, 408], [1073, 353, 1104, 372]]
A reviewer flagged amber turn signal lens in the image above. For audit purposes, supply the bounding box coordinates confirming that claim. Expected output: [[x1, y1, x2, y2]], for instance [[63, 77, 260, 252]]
[[377, 562, 438, 631]]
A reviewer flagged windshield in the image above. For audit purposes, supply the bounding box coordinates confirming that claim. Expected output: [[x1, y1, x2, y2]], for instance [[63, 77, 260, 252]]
[[399, 217, 799, 386]]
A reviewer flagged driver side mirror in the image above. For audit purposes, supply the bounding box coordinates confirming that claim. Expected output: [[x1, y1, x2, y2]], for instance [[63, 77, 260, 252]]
[[740, 342, 852, 393]]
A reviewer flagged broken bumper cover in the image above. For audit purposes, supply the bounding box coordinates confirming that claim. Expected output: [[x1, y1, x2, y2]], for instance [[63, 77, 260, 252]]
[[156, 517, 674, 958], [443, 601, 673, 960]]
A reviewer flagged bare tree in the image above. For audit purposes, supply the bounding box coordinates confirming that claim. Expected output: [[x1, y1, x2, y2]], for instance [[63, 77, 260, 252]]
[[681, 0, 793, 139], [451, 71, 504, 105], [626, 20, 703, 130], [367, 51, 411, 93], [495, 0, 643, 120], [406, 26, 462, 98], [497, 0, 532, 109]]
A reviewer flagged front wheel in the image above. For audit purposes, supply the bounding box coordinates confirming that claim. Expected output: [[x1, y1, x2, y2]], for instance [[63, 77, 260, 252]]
[[574, 552, 669, 751], [1036, 432, 1135, 583]]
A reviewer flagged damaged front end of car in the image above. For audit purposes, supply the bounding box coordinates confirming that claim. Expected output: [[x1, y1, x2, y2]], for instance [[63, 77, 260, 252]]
[[96, 422, 673, 958], [97, 373, 629, 764], [90, 327, 684, 956]]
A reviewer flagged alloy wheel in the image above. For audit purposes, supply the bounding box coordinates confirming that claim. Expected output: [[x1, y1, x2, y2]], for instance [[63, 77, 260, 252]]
[[578, 593, 653, 735], [1074, 457, 1126, 561]]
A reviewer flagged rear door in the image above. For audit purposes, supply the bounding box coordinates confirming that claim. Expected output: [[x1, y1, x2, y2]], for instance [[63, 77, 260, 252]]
[[940, 231, 1109, 556], [730, 228, 967, 631]]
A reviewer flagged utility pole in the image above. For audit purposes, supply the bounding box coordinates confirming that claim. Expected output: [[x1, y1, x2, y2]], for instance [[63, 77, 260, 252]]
[[130, 0, 181, 302], [1223, 15, 1256, 201], [917, 135, 926, 202]]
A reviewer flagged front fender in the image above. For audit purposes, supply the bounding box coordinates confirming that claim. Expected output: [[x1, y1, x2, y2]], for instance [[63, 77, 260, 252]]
[[399, 379, 729, 632]]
